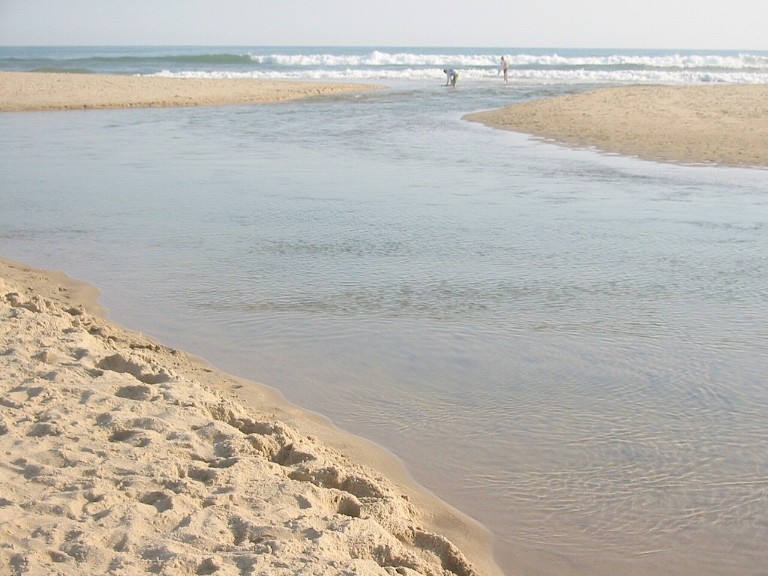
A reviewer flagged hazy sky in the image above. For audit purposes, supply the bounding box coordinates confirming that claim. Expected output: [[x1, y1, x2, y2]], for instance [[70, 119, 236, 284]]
[[1, 0, 766, 50]]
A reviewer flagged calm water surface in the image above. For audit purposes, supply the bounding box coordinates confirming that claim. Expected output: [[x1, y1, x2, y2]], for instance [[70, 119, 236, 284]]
[[2, 85, 767, 576]]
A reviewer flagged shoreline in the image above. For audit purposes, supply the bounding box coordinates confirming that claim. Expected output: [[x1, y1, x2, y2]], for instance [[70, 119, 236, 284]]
[[0, 257, 502, 576], [465, 84, 768, 167], [0, 71, 379, 112], [4, 72, 767, 168]]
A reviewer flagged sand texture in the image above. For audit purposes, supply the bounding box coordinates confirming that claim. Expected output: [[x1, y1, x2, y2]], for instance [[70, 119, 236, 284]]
[[0, 258, 497, 576], [0, 71, 377, 112], [465, 84, 768, 167]]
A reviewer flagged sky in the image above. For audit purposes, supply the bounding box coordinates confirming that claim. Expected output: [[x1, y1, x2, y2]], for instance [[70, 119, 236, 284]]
[[1, 0, 766, 50]]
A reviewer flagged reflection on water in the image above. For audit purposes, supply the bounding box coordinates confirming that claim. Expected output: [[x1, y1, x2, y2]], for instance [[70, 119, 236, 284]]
[[1, 87, 767, 576]]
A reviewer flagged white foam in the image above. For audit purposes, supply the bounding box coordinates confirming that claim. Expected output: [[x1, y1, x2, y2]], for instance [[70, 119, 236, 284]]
[[145, 49, 768, 85], [153, 67, 768, 85]]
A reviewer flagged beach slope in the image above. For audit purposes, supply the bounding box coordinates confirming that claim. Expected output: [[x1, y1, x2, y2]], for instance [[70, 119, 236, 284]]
[[465, 84, 768, 167], [0, 258, 498, 576], [0, 71, 377, 112]]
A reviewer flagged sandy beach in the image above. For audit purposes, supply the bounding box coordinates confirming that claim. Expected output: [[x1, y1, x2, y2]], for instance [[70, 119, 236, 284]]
[[0, 258, 500, 576], [465, 84, 768, 167], [3, 68, 765, 576], [0, 71, 377, 112]]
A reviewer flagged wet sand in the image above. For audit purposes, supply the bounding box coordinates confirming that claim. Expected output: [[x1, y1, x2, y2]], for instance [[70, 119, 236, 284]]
[[0, 257, 501, 576]]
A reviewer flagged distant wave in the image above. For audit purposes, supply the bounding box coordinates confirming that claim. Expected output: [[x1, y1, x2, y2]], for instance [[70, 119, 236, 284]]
[[4, 47, 768, 85], [31, 67, 94, 74], [249, 50, 501, 67], [503, 52, 768, 70], [89, 53, 256, 66], [247, 50, 768, 71], [0, 52, 255, 69], [152, 67, 768, 85]]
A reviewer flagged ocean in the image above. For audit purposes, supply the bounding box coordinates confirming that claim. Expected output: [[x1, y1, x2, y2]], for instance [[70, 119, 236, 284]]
[[2, 46, 767, 576], [3, 45, 768, 84]]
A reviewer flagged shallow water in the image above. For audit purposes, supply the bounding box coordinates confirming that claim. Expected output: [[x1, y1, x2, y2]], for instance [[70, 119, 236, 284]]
[[2, 85, 767, 576]]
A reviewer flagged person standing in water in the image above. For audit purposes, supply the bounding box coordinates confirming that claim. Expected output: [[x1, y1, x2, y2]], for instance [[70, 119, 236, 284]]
[[443, 68, 459, 87], [500, 56, 509, 82]]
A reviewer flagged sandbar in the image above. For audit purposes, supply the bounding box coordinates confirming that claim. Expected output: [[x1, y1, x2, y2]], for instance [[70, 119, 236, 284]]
[[0, 257, 501, 575], [465, 84, 768, 167], [0, 71, 378, 112]]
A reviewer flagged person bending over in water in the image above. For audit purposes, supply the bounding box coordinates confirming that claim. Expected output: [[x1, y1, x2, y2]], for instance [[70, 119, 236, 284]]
[[443, 68, 459, 87]]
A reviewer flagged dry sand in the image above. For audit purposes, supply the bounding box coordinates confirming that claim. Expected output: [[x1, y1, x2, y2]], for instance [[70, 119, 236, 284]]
[[0, 258, 501, 576], [465, 84, 768, 167], [0, 71, 378, 112]]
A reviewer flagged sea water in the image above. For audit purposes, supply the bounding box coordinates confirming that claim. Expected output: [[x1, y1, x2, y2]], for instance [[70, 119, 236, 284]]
[[3, 45, 768, 84], [2, 47, 768, 576]]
